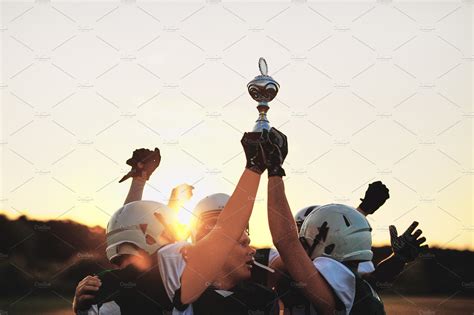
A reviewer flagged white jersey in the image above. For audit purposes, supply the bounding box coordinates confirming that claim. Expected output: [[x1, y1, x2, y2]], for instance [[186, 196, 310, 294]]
[[287, 257, 356, 315], [76, 302, 120, 315], [157, 242, 194, 315], [268, 248, 374, 275]]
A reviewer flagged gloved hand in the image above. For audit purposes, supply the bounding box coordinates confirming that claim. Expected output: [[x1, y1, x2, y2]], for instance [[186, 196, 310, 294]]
[[119, 147, 161, 183], [241, 130, 268, 174], [389, 221, 428, 263], [264, 127, 288, 177], [359, 181, 390, 214]]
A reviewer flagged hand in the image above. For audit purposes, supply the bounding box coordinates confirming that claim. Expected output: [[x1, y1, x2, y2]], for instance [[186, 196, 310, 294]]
[[72, 275, 101, 312], [241, 130, 269, 174], [359, 181, 390, 214], [264, 127, 288, 177], [119, 147, 161, 183], [168, 184, 194, 213], [389, 221, 428, 263], [169, 184, 194, 204]]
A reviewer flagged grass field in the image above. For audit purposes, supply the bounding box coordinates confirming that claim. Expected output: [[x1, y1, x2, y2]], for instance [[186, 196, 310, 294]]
[[1, 295, 473, 314]]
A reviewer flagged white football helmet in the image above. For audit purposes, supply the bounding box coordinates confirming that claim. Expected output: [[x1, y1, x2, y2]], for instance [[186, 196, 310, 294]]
[[190, 193, 230, 242], [106, 200, 177, 262], [299, 204, 373, 262], [294, 205, 320, 231]]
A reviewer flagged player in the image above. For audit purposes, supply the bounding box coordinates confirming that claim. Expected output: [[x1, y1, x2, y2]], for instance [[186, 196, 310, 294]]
[[264, 128, 428, 314]]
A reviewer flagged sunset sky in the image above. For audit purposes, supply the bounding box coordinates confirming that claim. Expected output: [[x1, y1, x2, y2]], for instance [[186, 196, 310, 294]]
[[1, 1, 472, 250]]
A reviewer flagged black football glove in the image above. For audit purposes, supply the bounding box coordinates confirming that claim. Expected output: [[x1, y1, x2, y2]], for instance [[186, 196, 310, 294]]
[[264, 127, 288, 177], [241, 130, 269, 174], [389, 221, 428, 263], [359, 181, 390, 214], [119, 147, 161, 183]]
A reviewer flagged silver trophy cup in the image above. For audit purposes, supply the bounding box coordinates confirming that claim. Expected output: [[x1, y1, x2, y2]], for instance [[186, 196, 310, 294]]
[[247, 57, 280, 132]]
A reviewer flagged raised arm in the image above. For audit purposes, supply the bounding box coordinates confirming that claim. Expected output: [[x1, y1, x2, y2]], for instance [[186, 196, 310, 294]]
[[179, 132, 268, 304], [268, 177, 336, 314], [367, 221, 428, 283], [265, 128, 336, 315], [120, 148, 161, 205]]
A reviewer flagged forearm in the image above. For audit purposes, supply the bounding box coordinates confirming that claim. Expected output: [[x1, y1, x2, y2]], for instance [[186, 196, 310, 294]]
[[123, 177, 146, 205], [371, 253, 405, 283], [215, 168, 260, 241], [268, 177, 335, 314], [268, 177, 299, 249]]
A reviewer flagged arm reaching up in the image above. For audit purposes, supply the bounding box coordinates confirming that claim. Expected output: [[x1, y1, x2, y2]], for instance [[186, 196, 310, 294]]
[[121, 148, 161, 205], [265, 128, 336, 315], [179, 131, 268, 304], [369, 221, 428, 283]]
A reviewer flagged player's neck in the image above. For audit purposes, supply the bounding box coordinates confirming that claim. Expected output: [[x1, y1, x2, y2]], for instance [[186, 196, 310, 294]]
[[212, 273, 239, 291]]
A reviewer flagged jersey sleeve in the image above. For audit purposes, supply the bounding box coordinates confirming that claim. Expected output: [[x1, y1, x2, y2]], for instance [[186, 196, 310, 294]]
[[268, 248, 280, 265], [157, 241, 189, 302], [313, 257, 356, 315], [357, 261, 375, 274], [76, 302, 120, 315]]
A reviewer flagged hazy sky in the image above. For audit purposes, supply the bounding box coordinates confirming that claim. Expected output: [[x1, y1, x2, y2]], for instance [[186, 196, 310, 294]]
[[1, 1, 472, 250]]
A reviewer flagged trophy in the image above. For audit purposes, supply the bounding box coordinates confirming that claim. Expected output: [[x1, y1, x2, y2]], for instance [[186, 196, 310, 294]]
[[247, 57, 280, 132]]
